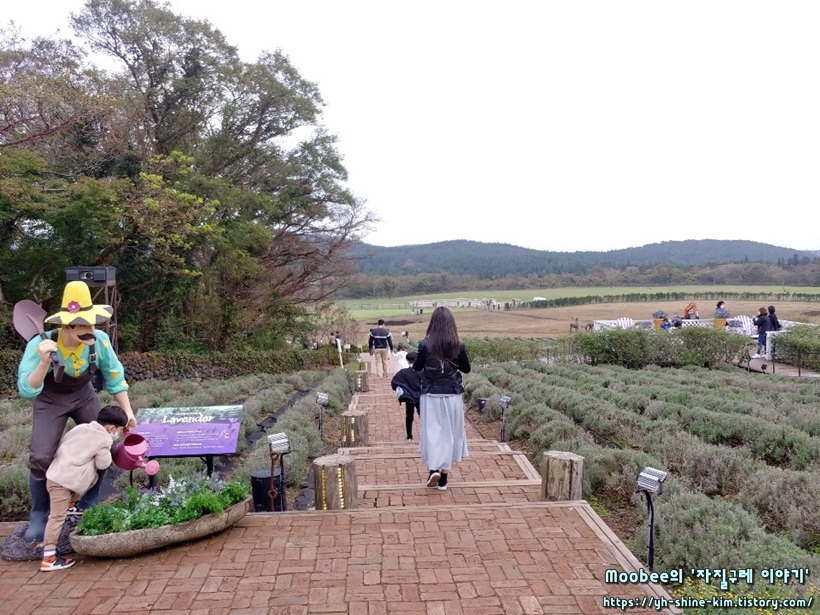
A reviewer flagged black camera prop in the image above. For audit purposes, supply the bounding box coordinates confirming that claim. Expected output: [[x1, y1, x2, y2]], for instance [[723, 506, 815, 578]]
[[65, 267, 116, 285]]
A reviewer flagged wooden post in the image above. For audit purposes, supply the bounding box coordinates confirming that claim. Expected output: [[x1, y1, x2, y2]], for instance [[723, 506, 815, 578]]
[[541, 451, 584, 501], [341, 409, 369, 447], [313, 454, 357, 510], [354, 370, 369, 392]]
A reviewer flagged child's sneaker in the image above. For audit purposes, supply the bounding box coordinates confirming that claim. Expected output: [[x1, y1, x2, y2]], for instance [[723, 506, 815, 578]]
[[437, 473, 448, 491], [426, 470, 441, 488], [41, 553, 75, 572], [66, 504, 84, 517]]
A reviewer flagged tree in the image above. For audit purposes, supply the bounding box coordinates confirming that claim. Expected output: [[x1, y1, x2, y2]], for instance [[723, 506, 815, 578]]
[[1, 0, 374, 351], [0, 27, 120, 178], [71, 0, 238, 157]]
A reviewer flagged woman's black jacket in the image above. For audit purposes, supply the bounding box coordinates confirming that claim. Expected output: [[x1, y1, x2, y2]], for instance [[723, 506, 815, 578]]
[[412, 340, 471, 395]]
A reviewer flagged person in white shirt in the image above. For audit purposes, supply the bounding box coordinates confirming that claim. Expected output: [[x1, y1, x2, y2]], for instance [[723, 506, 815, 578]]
[[394, 344, 409, 369]]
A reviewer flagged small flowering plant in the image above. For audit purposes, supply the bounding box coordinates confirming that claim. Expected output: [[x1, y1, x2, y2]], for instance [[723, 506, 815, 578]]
[[75, 473, 250, 536], [652, 310, 668, 319]]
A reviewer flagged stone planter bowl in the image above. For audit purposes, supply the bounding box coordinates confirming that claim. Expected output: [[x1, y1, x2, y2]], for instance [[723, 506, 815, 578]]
[[69, 497, 250, 558]]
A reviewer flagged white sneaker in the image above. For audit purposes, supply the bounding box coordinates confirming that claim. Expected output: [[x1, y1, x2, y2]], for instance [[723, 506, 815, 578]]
[[752, 354, 761, 359]]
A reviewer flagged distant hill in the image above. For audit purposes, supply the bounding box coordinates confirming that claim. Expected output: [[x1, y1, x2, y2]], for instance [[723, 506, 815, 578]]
[[352, 239, 818, 277]]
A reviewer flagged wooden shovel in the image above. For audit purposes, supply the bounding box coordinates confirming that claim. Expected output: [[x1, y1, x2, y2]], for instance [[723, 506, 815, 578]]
[[13, 300, 65, 383]]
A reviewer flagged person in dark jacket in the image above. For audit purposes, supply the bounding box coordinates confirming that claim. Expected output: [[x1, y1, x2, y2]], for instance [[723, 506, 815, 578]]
[[753, 306, 772, 358], [412, 307, 471, 491], [390, 351, 421, 442], [368, 319, 393, 377], [768, 305, 782, 332]]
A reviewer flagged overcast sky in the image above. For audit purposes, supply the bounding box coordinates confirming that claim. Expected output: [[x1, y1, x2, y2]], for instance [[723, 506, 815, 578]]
[[6, 2, 820, 253]]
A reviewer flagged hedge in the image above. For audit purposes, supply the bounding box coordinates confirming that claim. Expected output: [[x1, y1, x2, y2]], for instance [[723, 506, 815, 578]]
[[0, 347, 342, 397]]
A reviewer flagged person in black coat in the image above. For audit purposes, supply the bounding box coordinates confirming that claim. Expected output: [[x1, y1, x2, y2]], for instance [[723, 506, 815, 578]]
[[412, 307, 471, 491], [768, 305, 782, 332], [753, 306, 772, 358], [390, 351, 421, 442]]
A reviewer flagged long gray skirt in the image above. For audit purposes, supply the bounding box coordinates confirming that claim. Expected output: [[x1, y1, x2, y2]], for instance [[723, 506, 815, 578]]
[[419, 393, 469, 471]]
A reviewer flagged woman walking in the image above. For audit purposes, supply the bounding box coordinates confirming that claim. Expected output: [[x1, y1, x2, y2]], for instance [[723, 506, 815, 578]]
[[412, 306, 471, 491]]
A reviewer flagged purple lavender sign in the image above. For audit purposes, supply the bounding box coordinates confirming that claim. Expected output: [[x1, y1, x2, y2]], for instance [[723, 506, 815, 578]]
[[133, 405, 243, 457]]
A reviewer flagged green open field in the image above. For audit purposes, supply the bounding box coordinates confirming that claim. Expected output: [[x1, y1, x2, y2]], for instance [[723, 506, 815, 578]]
[[342, 285, 820, 320]]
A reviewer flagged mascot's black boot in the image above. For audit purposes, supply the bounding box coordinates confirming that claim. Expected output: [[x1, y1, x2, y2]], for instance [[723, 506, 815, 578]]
[[76, 469, 106, 510], [24, 474, 49, 543]]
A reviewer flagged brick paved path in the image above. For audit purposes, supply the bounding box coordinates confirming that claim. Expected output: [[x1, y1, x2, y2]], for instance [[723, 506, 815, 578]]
[[0, 358, 677, 614]]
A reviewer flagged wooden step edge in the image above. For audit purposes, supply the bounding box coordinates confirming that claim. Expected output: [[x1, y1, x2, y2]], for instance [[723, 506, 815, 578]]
[[574, 506, 681, 614], [358, 479, 543, 491], [342, 450, 529, 460], [240, 499, 590, 521]]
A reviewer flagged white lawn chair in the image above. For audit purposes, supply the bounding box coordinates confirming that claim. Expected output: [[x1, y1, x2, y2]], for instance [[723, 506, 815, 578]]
[[729, 314, 756, 337], [616, 317, 634, 330]]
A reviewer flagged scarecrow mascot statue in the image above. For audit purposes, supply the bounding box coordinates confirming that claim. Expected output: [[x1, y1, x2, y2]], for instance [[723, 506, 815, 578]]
[[16, 281, 136, 544]]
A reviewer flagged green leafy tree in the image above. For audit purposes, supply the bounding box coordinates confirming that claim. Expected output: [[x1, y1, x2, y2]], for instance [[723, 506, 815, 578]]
[[1, 1, 374, 351]]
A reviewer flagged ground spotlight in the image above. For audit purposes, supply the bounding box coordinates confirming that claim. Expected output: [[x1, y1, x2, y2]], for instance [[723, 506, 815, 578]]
[[499, 396, 511, 441], [636, 467, 667, 571], [264, 432, 292, 511], [267, 432, 292, 455], [316, 393, 329, 439]]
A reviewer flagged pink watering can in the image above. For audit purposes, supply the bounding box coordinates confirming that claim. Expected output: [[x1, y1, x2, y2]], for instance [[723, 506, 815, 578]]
[[113, 434, 160, 476]]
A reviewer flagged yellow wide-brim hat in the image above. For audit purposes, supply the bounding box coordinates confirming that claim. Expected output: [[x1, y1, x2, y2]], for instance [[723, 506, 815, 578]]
[[45, 281, 113, 326]]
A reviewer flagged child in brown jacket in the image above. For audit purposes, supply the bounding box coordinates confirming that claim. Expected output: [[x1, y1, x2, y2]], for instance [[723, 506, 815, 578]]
[[40, 405, 128, 571]]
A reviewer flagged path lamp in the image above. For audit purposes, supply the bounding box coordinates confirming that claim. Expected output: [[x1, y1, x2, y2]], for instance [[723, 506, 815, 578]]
[[316, 392, 330, 439], [499, 396, 511, 442], [635, 467, 667, 571], [266, 432, 291, 511]]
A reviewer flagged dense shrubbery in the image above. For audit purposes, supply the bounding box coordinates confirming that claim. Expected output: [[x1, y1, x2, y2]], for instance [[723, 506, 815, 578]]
[[775, 325, 820, 373], [653, 487, 816, 572], [566, 327, 749, 369], [465, 361, 820, 579], [450, 328, 750, 370], [0, 350, 19, 399], [120, 347, 341, 381], [0, 347, 342, 397], [464, 338, 552, 362]]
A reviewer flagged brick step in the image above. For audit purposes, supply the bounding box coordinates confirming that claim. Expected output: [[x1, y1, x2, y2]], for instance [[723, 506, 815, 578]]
[[359, 484, 542, 508]]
